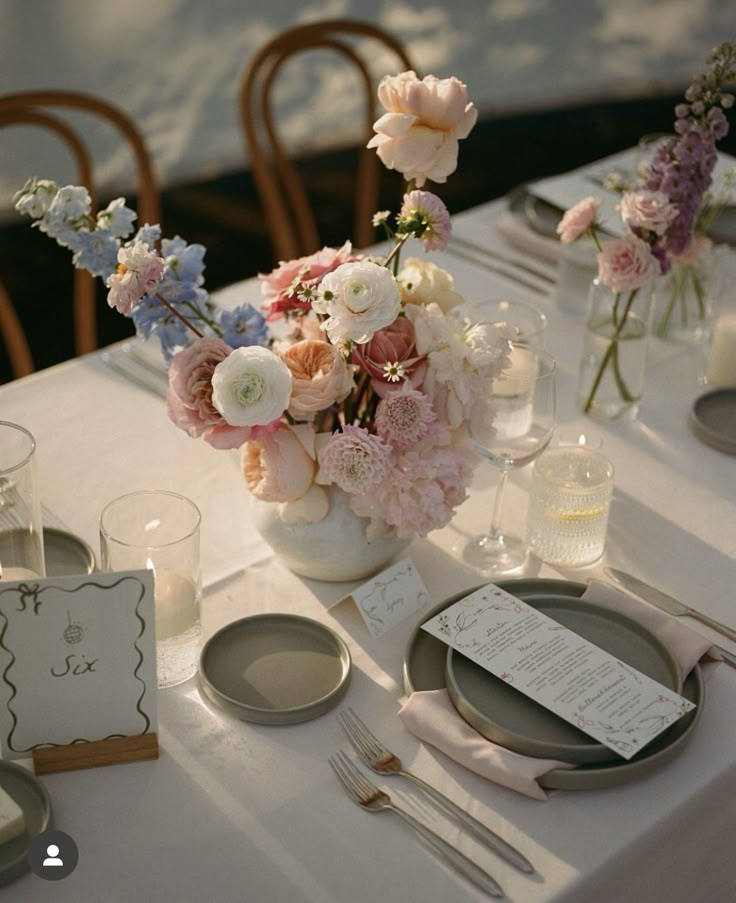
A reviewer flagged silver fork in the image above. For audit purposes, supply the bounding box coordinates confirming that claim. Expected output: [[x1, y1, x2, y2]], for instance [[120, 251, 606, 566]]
[[337, 707, 533, 875], [329, 751, 504, 898]]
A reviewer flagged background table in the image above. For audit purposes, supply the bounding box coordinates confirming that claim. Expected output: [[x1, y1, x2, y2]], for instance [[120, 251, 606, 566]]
[[1, 199, 735, 902]]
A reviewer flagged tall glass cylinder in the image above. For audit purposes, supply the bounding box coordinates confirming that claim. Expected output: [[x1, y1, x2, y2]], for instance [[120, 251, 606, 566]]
[[576, 278, 655, 423], [0, 421, 45, 579], [653, 244, 715, 345]]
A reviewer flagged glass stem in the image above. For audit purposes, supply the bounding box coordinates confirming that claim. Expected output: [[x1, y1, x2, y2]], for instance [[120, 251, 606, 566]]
[[488, 469, 509, 539]]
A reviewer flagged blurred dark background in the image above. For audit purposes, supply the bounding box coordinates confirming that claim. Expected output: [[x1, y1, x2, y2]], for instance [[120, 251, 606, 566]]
[[2, 91, 735, 384]]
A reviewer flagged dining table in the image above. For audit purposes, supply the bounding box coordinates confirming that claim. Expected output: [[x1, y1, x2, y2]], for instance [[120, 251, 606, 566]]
[[1, 167, 736, 902]]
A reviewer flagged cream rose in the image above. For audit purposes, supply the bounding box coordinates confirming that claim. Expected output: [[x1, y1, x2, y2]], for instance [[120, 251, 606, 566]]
[[280, 340, 355, 419], [397, 257, 463, 312], [242, 424, 315, 502], [211, 345, 292, 426], [367, 71, 478, 186], [313, 261, 401, 344]]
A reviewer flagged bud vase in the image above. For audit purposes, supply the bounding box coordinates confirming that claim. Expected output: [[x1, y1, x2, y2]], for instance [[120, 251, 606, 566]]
[[576, 278, 655, 423], [653, 244, 714, 344], [250, 484, 411, 582]]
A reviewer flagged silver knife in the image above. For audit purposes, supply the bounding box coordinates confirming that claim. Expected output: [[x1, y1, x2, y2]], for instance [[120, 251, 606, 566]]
[[605, 568, 736, 667]]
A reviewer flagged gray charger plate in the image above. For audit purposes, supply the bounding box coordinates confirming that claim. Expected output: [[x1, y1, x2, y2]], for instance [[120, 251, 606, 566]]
[[404, 579, 703, 790], [0, 760, 52, 886], [199, 613, 351, 725], [446, 595, 682, 765], [689, 388, 736, 456]]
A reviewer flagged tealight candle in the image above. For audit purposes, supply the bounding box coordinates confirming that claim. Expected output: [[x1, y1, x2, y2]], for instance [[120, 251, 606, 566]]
[[0, 566, 40, 581], [707, 312, 736, 387]]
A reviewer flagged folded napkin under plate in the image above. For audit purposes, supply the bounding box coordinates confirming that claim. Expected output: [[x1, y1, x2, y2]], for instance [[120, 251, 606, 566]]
[[399, 581, 721, 800]]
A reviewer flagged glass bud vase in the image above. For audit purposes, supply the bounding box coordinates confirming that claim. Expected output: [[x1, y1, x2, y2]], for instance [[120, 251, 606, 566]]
[[576, 278, 655, 423], [653, 240, 714, 344]]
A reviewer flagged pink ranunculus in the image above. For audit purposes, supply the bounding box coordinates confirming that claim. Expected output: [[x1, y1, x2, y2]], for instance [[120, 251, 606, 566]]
[[597, 234, 661, 293], [351, 316, 427, 397], [617, 190, 679, 237], [242, 424, 316, 502], [280, 339, 355, 419], [106, 239, 165, 314], [166, 336, 253, 450], [259, 241, 359, 320], [367, 71, 477, 186], [556, 196, 602, 244]]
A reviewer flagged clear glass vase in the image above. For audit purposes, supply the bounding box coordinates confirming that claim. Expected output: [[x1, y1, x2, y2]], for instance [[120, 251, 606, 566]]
[[653, 244, 714, 345], [576, 278, 655, 423]]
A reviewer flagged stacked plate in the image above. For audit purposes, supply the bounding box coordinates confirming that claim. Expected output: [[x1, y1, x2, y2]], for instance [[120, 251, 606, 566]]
[[403, 578, 703, 790]]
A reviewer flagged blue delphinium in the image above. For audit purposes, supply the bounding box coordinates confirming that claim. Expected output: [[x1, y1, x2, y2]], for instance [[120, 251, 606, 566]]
[[218, 305, 269, 349]]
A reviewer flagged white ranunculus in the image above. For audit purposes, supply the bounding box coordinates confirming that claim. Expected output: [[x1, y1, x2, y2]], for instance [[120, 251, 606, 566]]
[[211, 346, 292, 426], [313, 261, 401, 344]]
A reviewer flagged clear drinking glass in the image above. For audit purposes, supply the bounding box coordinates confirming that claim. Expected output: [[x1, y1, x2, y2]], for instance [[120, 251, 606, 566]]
[[0, 421, 45, 579], [100, 490, 201, 688], [526, 445, 614, 566], [458, 344, 557, 576], [480, 297, 547, 349]]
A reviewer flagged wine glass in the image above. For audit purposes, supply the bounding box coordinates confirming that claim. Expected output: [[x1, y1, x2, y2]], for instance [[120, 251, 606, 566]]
[[458, 342, 556, 576]]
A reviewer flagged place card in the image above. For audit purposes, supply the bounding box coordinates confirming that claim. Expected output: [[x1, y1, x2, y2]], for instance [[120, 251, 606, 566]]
[[347, 559, 429, 639], [0, 571, 158, 760], [422, 584, 695, 760]]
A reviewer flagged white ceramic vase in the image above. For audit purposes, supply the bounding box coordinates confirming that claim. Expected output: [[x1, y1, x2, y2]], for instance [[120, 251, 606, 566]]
[[250, 484, 410, 582]]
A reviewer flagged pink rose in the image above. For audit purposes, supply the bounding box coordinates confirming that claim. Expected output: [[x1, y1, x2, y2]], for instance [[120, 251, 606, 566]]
[[280, 340, 355, 419], [597, 235, 661, 293], [106, 240, 165, 314], [259, 241, 360, 320], [242, 424, 316, 502], [556, 196, 601, 244], [166, 337, 253, 449], [367, 71, 477, 186], [617, 190, 679, 237], [351, 316, 427, 397]]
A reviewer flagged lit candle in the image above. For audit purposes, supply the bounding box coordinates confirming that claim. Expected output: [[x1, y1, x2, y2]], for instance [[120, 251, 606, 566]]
[[707, 312, 736, 387], [152, 568, 199, 640]]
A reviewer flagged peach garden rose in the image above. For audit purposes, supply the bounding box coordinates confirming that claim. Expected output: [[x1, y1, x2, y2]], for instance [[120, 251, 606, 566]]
[[280, 339, 355, 419]]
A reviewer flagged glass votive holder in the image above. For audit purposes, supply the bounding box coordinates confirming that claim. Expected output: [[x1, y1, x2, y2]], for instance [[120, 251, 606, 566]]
[[0, 420, 45, 580], [526, 445, 614, 567], [479, 297, 547, 349], [100, 490, 202, 688]]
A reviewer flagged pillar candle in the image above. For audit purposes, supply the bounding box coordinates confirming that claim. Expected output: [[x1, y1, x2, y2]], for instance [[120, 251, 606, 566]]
[[707, 312, 736, 387]]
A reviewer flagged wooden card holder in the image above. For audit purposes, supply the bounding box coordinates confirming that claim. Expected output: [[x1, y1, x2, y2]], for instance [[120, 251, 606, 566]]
[[32, 733, 159, 775]]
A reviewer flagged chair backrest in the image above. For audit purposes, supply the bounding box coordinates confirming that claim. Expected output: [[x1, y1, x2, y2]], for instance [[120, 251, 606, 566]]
[[0, 90, 159, 379], [239, 19, 414, 263]]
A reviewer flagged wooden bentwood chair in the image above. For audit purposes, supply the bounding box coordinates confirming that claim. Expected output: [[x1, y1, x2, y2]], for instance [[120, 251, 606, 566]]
[[239, 19, 415, 263], [0, 91, 159, 379]]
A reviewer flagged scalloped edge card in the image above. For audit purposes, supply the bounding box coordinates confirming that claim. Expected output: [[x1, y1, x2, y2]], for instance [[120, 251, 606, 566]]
[[0, 570, 157, 759]]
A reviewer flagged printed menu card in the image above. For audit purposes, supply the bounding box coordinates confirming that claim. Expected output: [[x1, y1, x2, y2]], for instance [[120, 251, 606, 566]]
[[0, 571, 158, 759], [422, 584, 695, 760]]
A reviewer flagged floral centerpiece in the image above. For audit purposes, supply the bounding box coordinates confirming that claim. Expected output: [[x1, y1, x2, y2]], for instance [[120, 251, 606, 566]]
[[557, 42, 736, 420], [15, 71, 510, 579]]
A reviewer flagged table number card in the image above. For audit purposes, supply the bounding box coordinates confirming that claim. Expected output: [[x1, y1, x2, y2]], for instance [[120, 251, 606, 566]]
[[0, 570, 158, 760], [347, 559, 430, 639], [422, 584, 695, 760]]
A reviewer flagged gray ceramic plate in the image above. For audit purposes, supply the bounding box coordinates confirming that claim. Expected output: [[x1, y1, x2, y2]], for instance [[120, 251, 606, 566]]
[[0, 527, 95, 577], [0, 760, 52, 886], [445, 595, 682, 765], [404, 579, 703, 790], [689, 388, 736, 456], [507, 185, 562, 238], [199, 613, 351, 725]]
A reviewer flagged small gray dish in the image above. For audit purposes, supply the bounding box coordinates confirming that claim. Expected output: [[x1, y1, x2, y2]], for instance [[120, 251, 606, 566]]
[[0, 760, 53, 886], [445, 595, 682, 765], [689, 388, 736, 455], [0, 527, 95, 577], [199, 613, 351, 725]]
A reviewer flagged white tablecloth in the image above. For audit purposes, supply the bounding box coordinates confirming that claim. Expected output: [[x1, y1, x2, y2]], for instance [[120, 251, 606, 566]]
[[1, 199, 735, 902]]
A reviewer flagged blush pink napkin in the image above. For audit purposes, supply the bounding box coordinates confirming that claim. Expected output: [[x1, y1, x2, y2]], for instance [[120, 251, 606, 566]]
[[398, 581, 721, 800], [494, 210, 562, 267]]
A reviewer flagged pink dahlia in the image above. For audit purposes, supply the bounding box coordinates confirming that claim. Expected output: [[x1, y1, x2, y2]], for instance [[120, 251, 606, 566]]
[[319, 425, 391, 494]]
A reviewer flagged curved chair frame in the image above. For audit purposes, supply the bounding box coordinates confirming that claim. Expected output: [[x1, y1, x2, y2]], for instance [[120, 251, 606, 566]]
[[0, 91, 159, 378], [239, 19, 414, 263]]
